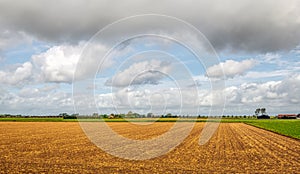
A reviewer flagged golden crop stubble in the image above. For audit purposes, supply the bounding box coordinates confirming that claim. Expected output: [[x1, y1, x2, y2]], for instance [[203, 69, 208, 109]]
[[0, 122, 299, 173]]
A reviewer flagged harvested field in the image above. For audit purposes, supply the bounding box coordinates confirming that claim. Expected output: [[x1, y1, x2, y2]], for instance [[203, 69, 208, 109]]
[[0, 122, 299, 173]]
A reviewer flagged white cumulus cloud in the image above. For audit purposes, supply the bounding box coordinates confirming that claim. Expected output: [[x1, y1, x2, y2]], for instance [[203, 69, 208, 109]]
[[32, 44, 82, 83], [0, 62, 33, 85], [206, 59, 256, 79]]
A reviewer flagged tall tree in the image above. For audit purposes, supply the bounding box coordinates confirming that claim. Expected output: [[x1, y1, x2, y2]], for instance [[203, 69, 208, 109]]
[[261, 108, 266, 115], [255, 108, 261, 116]]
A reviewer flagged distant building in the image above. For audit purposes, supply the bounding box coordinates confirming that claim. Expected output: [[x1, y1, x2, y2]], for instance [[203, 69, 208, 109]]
[[278, 114, 297, 119], [108, 114, 115, 119], [257, 114, 270, 119]]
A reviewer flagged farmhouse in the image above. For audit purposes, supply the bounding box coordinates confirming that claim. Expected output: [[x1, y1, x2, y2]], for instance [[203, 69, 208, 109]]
[[108, 114, 115, 119], [257, 114, 270, 119], [278, 114, 297, 119]]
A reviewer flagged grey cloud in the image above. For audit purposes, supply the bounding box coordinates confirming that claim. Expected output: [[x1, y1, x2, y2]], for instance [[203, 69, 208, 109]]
[[0, 0, 299, 53], [105, 60, 172, 87], [0, 29, 32, 54], [106, 70, 165, 87]]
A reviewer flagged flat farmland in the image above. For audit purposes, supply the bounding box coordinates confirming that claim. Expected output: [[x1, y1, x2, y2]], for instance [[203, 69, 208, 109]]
[[0, 122, 299, 173]]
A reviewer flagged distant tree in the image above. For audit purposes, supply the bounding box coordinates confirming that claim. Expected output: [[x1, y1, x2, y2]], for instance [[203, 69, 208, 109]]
[[126, 111, 133, 118], [132, 113, 140, 118], [92, 113, 99, 118], [67, 113, 78, 119], [102, 114, 108, 118], [166, 113, 172, 118], [261, 108, 266, 115], [255, 108, 261, 116], [147, 113, 154, 118], [5, 114, 11, 117], [59, 113, 78, 119], [114, 114, 120, 118], [59, 113, 69, 117]]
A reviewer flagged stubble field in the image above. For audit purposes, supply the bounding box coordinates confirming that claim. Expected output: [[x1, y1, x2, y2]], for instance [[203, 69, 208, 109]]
[[0, 122, 299, 173]]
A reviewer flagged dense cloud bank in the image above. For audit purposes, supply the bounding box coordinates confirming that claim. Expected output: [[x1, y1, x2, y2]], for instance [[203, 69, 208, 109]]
[[0, 0, 300, 53]]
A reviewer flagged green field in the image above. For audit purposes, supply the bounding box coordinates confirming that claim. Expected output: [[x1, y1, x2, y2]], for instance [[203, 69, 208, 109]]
[[245, 120, 300, 139]]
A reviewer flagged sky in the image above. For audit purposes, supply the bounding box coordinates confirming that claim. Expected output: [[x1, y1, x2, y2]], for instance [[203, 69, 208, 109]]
[[0, 0, 300, 116]]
